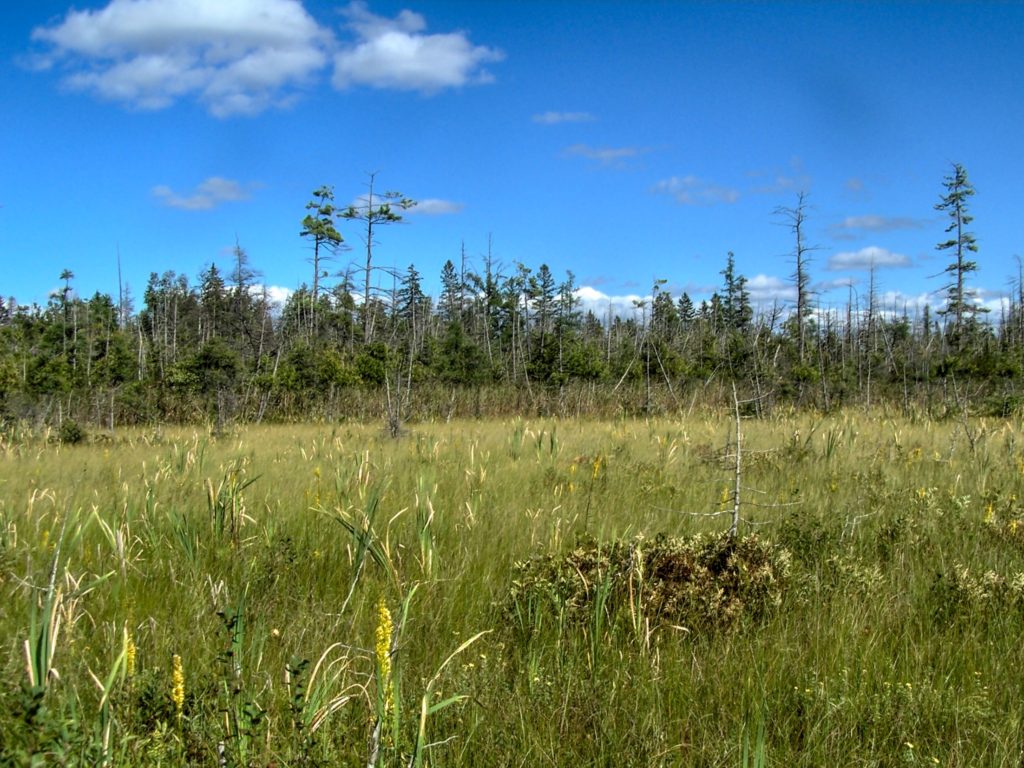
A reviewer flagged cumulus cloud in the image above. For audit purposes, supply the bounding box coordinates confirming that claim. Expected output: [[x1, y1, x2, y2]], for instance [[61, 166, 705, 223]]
[[652, 175, 740, 205], [574, 286, 651, 319], [152, 176, 252, 210], [746, 274, 796, 304], [875, 290, 935, 314], [406, 198, 464, 215], [251, 284, 294, 308], [565, 144, 646, 167], [532, 111, 595, 124], [978, 290, 1010, 317], [332, 1, 503, 92], [31, 0, 330, 116], [878, 288, 1007, 321], [827, 246, 911, 271], [574, 279, 798, 318]]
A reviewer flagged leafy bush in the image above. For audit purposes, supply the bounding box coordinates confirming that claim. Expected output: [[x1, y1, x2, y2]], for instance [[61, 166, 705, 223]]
[[57, 419, 85, 445], [506, 532, 791, 633], [931, 564, 1024, 622]]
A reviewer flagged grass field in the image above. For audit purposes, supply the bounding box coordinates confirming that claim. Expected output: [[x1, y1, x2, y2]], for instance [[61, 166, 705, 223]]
[[2, 411, 1024, 766]]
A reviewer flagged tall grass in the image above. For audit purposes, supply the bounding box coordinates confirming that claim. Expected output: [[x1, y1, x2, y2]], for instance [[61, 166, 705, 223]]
[[1, 411, 1023, 765]]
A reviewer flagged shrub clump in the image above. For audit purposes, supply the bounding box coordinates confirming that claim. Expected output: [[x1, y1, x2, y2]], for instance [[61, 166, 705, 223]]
[[506, 531, 791, 632], [932, 564, 1024, 621], [56, 419, 85, 445]]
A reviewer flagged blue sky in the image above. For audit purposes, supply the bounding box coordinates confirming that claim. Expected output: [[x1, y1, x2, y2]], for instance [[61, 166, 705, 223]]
[[3, 0, 1023, 321]]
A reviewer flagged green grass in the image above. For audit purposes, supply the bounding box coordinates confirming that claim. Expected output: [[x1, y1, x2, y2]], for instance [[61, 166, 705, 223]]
[[2, 411, 1024, 765]]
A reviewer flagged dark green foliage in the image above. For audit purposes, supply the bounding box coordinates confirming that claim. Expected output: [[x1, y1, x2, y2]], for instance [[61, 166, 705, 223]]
[[57, 419, 85, 445], [355, 342, 392, 386], [0, 683, 73, 766], [936, 163, 986, 339], [3, 175, 1023, 425], [434, 321, 486, 386]]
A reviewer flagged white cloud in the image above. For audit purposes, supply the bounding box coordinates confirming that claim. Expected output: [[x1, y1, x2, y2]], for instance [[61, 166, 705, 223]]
[[864, 288, 1007, 320], [251, 284, 294, 307], [565, 144, 645, 167], [403, 198, 468, 217], [979, 294, 1011, 317], [574, 286, 651, 319], [332, 1, 503, 92], [575, 280, 798, 318], [652, 175, 740, 205], [31, 0, 329, 116], [407, 198, 464, 215], [153, 176, 252, 210], [746, 274, 796, 304], [876, 290, 934, 314], [827, 246, 911, 271], [532, 111, 595, 124]]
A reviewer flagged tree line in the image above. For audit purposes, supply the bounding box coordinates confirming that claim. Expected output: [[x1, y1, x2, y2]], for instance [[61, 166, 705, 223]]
[[2, 163, 1021, 429]]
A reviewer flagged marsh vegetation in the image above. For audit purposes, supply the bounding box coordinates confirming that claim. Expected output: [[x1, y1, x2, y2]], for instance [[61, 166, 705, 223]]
[[2, 411, 1023, 765]]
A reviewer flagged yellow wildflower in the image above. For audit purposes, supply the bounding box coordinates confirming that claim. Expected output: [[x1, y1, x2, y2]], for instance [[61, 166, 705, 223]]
[[171, 654, 185, 722], [126, 632, 137, 678], [375, 598, 394, 719]]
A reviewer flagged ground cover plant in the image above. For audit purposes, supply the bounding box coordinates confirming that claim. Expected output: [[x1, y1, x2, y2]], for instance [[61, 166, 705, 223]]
[[2, 410, 1024, 766]]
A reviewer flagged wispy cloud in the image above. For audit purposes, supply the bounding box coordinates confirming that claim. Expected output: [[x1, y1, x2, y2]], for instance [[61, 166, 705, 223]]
[[827, 245, 911, 271], [748, 157, 812, 195], [153, 177, 253, 210], [31, 0, 329, 116], [532, 111, 595, 125], [564, 143, 646, 167], [815, 276, 857, 293], [332, 1, 503, 92], [407, 198, 464, 215], [829, 214, 929, 240], [652, 175, 740, 205]]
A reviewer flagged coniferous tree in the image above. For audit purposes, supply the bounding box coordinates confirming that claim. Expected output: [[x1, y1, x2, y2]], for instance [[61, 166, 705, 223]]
[[720, 252, 752, 331], [438, 259, 462, 325], [300, 186, 343, 335], [935, 163, 984, 341], [340, 174, 415, 343]]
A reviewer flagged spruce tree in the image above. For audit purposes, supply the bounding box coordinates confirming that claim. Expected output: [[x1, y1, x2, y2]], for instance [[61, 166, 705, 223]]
[[935, 163, 985, 340]]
